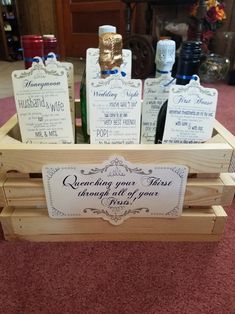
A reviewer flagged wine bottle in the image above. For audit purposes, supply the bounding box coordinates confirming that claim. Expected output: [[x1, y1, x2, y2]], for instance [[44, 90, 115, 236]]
[[79, 25, 117, 143], [155, 39, 175, 78], [141, 39, 175, 144], [154, 41, 202, 144]]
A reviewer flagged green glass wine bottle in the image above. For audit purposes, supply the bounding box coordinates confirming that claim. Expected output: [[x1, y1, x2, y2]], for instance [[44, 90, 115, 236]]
[[78, 25, 117, 143]]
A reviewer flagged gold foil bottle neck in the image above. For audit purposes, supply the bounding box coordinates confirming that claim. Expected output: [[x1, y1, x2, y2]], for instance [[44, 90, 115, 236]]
[[99, 32, 123, 78]]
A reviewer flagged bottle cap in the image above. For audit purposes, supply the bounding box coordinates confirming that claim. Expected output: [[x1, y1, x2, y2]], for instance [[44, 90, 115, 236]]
[[155, 39, 176, 73], [180, 41, 201, 60], [99, 33, 123, 78], [98, 25, 116, 36], [21, 35, 42, 42], [43, 34, 55, 39]]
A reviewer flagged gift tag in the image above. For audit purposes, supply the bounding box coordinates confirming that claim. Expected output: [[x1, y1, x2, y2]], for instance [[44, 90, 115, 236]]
[[89, 77, 142, 144], [141, 76, 175, 144], [162, 76, 218, 144], [12, 57, 74, 144], [45, 53, 75, 134], [86, 48, 132, 134]]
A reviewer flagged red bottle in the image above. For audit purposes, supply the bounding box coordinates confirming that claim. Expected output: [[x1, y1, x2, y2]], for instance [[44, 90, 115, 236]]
[[43, 34, 58, 60], [21, 35, 44, 69]]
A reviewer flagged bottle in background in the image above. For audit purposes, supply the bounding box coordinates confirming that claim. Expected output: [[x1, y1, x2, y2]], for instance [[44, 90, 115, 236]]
[[154, 41, 202, 144], [21, 35, 44, 69], [43, 34, 58, 60], [79, 25, 117, 143]]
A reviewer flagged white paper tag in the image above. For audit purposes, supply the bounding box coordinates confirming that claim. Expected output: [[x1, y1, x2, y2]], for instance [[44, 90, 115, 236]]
[[162, 76, 218, 144], [42, 156, 188, 225], [89, 77, 142, 144], [45, 53, 75, 134], [86, 48, 132, 134], [12, 58, 74, 144], [141, 76, 175, 144]]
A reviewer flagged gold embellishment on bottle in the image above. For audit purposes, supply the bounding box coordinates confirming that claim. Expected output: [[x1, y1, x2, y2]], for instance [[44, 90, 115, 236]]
[[99, 33, 123, 78]]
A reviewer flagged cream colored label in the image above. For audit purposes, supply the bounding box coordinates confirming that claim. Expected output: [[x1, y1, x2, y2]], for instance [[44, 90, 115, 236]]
[[163, 76, 218, 144], [45, 53, 75, 135], [12, 58, 74, 144], [86, 48, 132, 134], [89, 77, 142, 144], [141, 76, 175, 144], [42, 156, 188, 225]]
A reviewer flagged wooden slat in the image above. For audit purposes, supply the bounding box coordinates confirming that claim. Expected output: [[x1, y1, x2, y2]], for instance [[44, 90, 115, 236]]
[[6, 172, 30, 179], [6, 207, 215, 235], [3, 175, 235, 208], [219, 173, 235, 205], [0, 135, 22, 144], [0, 142, 232, 174], [0, 172, 7, 207], [0, 114, 18, 142], [212, 206, 227, 235], [0, 206, 15, 238], [0, 115, 233, 174], [205, 134, 227, 144], [214, 120, 235, 172], [0, 206, 226, 242], [7, 233, 222, 242]]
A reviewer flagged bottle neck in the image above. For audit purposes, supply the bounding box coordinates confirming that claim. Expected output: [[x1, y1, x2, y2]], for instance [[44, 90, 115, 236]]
[[175, 41, 201, 85], [100, 67, 121, 79], [175, 57, 201, 85], [155, 68, 172, 79], [99, 33, 123, 79]]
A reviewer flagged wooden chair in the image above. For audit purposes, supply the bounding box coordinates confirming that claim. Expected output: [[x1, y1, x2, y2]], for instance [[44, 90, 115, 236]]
[[122, 0, 206, 78]]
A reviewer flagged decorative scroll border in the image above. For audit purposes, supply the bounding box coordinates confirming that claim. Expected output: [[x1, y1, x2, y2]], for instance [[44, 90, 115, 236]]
[[171, 79, 217, 97], [43, 157, 188, 225], [81, 157, 152, 176], [91, 77, 141, 88], [13, 62, 64, 79]]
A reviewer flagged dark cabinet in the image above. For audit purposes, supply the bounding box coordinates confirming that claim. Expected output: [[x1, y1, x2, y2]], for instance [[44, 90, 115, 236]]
[[0, 0, 21, 60]]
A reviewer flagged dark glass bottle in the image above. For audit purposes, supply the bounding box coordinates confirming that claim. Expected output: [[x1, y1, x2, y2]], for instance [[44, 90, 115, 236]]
[[154, 41, 202, 144]]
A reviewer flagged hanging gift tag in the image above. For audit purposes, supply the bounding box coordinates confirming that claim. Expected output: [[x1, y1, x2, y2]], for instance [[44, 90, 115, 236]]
[[45, 52, 75, 135], [141, 76, 175, 144], [162, 76, 218, 144], [12, 57, 74, 144], [89, 77, 142, 144], [86, 48, 132, 134]]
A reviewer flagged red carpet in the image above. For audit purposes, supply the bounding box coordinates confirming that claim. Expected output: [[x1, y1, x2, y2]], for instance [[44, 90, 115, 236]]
[[0, 82, 235, 313]]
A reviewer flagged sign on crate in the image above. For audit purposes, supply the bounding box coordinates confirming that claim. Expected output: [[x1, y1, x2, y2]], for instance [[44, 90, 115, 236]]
[[42, 156, 188, 225]]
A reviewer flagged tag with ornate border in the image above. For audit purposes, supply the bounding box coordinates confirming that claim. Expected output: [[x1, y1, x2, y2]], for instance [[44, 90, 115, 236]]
[[163, 76, 218, 144], [42, 156, 188, 225], [86, 48, 132, 134], [141, 76, 175, 144], [45, 53, 75, 134], [12, 58, 74, 144], [89, 77, 142, 144]]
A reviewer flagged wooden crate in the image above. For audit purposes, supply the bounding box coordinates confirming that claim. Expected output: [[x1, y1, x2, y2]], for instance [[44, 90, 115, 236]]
[[0, 111, 235, 242]]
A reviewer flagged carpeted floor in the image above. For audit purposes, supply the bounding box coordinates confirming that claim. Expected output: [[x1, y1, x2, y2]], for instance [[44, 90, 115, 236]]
[[0, 201, 235, 314], [0, 82, 235, 314]]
